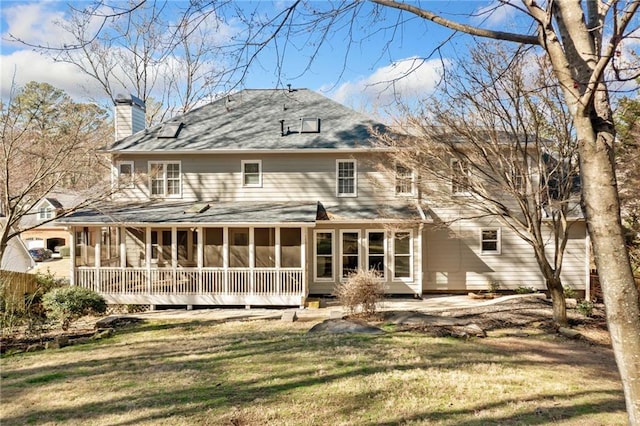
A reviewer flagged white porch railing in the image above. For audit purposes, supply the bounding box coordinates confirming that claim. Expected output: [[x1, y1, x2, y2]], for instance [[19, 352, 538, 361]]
[[75, 267, 305, 301]]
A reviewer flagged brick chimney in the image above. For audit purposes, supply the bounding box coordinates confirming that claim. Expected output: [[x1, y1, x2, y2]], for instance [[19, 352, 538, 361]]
[[114, 94, 146, 141]]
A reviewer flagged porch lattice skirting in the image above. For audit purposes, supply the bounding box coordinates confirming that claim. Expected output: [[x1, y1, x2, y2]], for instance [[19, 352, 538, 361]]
[[75, 267, 306, 306]]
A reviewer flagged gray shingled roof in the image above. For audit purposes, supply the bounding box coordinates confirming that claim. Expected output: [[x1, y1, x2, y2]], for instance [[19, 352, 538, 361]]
[[57, 201, 321, 225], [56, 200, 427, 225], [108, 89, 388, 152]]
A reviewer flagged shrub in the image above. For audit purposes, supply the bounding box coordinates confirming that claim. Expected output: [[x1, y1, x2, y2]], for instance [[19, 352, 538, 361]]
[[515, 286, 536, 294], [333, 269, 385, 317], [563, 285, 576, 299], [576, 300, 594, 317], [42, 286, 107, 330]]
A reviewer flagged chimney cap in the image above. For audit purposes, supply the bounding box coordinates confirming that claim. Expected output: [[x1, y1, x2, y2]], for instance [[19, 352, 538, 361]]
[[115, 94, 146, 109]]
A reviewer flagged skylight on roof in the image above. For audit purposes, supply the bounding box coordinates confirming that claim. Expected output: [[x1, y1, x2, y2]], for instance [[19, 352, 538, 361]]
[[300, 117, 320, 133], [158, 122, 183, 138]]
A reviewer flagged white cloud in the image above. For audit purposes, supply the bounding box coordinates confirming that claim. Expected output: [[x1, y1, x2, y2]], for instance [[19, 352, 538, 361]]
[[326, 57, 450, 110], [1, 1, 74, 49], [1, 50, 107, 101], [472, 1, 519, 27]]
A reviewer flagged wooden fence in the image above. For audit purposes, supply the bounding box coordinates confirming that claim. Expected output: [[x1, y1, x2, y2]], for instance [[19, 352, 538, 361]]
[[0, 270, 39, 311]]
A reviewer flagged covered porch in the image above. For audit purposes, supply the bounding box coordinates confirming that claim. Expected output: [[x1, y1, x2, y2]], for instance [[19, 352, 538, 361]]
[[60, 201, 319, 307]]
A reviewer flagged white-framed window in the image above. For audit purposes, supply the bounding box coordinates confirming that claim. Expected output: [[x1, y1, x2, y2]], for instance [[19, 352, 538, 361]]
[[392, 230, 413, 280], [37, 205, 54, 221], [336, 159, 357, 197], [480, 228, 501, 254], [314, 230, 334, 280], [513, 170, 526, 192], [366, 230, 386, 279], [451, 159, 470, 195], [242, 160, 262, 187], [149, 161, 181, 197], [395, 163, 415, 196], [340, 230, 360, 279], [116, 161, 134, 188]]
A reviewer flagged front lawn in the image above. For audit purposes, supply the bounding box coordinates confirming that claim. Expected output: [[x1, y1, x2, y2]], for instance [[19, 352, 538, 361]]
[[0, 318, 626, 425]]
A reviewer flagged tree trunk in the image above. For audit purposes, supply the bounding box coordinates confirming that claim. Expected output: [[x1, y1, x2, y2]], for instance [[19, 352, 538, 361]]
[[576, 116, 640, 424], [546, 277, 568, 327]]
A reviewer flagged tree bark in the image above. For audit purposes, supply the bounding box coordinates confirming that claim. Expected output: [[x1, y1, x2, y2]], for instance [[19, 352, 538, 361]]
[[546, 277, 568, 327], [577, 115, 640, 424]]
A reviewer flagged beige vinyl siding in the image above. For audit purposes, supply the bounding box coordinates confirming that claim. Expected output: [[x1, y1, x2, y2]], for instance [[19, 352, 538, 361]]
[[114, 105, 145, 141], [423, 218, 587, 292], [111, 152, 397, 203]]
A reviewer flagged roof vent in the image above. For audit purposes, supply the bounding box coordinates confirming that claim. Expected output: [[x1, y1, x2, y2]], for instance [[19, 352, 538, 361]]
[[158, 122, 183, 138], [184, 203, 210, 214], [300, 117, 320, 133]]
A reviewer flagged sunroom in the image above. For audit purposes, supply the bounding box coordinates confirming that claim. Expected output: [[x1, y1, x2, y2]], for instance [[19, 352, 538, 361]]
[[60, 201, 319, 307]]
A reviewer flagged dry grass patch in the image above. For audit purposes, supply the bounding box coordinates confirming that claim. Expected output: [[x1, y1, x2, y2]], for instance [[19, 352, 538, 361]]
[[0, 318, 626, 425]]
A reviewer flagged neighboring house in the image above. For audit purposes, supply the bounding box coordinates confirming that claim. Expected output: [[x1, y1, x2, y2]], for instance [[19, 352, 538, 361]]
[[56, 89, 589, 307], [1, 219, 35, 272], [19, 193, 84, 256]]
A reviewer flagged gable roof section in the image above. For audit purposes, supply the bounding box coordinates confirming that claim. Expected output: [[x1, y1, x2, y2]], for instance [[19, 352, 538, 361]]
[[108, 89, 388, 153], [19, 191, 86, 229]]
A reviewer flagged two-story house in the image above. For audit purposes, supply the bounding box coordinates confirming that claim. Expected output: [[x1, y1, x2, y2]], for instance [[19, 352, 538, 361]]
[[57, 88, 589, 307]]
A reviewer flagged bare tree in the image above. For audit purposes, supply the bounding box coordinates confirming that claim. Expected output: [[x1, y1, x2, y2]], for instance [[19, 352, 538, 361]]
[[10, 1, 230, 118], [379, 43, 580, 326], [8, 0, 640, 420], [0, 81, 113, 261]]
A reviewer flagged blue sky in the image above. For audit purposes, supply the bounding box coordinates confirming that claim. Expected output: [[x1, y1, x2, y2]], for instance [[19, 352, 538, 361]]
[[2, 1, 635, 114]]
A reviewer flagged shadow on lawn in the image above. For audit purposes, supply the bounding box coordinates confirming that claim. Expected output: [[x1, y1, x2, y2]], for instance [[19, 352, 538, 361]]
[[1, 319, 625, 425]]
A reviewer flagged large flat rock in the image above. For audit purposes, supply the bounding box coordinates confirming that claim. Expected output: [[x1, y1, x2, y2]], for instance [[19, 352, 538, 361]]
[[384, 311, 470, 326], [308, 319, 384, 334]]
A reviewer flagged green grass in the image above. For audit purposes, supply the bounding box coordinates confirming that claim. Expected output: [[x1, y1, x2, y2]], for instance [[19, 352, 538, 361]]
[[0, 318, 627, 425]]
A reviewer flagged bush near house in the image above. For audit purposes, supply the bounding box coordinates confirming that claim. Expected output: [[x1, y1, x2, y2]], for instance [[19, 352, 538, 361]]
[[333, 269, 385, 317], [42, 287, 107, 330]]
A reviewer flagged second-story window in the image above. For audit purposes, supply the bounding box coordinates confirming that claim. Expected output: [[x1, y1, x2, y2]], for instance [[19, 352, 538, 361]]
[[116, 161, 134, 188], [336, 159, 357, 197], [149, 161, 181, 197], [242, 160, 262, 187], [451, 159, 470, 195], [395, 164, 414, 196]]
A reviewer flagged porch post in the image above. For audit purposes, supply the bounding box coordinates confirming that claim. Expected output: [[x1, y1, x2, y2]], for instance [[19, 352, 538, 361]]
[[275, 226, 281, 293], [146, 227, 152, 293], [249, 227, 255, 296], [223, 227, 229, 293], [301, 227, 307, 307], [120, 226, 127, 268], [171, 226, 177, 269], [417, 223, 424, 297], [95, 228, 101, 293], [68, 227, 75, 286], [197, 227, 203, 294], [197, 227, 204, 268]]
